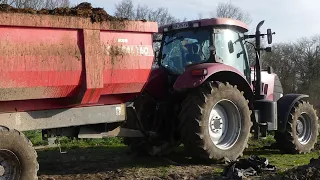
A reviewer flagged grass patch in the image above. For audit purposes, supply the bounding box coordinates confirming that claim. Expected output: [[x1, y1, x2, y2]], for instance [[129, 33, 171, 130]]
[[24, 130, 47, 146], [24, 130, 125, 150], [266, 152, 318, 172], [248, 134, 276, 148], [246, 134, 320, 172], [57, 137, 125, 150]]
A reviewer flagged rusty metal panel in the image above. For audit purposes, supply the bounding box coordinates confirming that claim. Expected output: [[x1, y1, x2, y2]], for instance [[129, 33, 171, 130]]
[[0, 104, 126, 132]]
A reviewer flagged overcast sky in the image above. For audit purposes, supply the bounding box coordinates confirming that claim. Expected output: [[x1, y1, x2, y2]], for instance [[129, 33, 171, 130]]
[[70, 0, 319, 43]]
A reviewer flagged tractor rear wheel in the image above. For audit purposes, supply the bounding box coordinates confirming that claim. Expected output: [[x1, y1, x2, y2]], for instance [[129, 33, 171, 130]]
[[0, 126, 38, 180], [179, 82, 252, 162], [275, 101, 318, 153]]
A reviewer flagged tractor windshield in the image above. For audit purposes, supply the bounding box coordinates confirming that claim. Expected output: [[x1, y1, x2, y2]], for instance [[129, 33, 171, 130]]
[[160, 29, 212, 74]]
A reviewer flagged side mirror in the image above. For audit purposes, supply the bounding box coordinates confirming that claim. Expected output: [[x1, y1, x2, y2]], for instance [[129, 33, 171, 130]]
[[267, 66, 273, 74], [267, 29, 273, 44], [228, 40, 234, 53]]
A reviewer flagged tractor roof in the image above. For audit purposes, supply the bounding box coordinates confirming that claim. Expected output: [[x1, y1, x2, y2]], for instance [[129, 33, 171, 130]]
[[159, 18, 248, 33]]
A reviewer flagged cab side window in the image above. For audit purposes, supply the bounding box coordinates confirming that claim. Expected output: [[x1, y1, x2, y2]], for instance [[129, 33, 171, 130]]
[[214, 29, 250, 80]]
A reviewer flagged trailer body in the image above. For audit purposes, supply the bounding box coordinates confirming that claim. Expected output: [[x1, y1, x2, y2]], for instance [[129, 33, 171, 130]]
[[0, 13, 157, 131]]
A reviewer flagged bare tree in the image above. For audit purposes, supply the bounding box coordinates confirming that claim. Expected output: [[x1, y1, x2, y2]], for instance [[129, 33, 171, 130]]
[[114, 0, 180, 26], [113, 0, 181, 65], [0, 0, 70, 9], [135, 4, 149, 20], [0, 0, 13, 4], [45, 0, 69, 9], [261, 35, 320, 111], [197, 12, 203, 20], [147, 7, 179, 26], [214, 2, 252, 24], [114, 0, 135, 20]]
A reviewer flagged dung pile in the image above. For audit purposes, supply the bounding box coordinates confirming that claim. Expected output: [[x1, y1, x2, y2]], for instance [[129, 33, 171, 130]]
[[0, 2, 126, 23], [264, 157, 320, 180]]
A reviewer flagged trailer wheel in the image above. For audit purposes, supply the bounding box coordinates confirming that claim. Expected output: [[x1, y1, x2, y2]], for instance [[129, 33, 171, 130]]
[[179, 82, 252, 161], [275, 101, 318, 153], [0, 126, 38, 180]]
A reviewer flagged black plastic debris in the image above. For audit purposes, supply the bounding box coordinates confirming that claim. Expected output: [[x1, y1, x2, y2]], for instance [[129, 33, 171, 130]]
[[222, 155, 277, 179]]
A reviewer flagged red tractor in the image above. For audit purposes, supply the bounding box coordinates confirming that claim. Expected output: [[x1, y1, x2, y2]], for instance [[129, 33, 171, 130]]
[[124, 18, 319, 161]]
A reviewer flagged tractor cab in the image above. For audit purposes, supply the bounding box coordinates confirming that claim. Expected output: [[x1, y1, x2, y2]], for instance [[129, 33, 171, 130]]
[[157, 18, 251, 81]]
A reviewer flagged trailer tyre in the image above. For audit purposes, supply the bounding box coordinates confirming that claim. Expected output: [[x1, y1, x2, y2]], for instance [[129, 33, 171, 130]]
[[275, 101, 319, 154], [179, 82, 252, 162], [0, 126, 38, 180]]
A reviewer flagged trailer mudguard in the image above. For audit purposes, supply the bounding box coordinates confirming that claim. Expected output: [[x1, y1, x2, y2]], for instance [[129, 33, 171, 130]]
[[173, 63, 253, 101], [277, 94, 309, 132]]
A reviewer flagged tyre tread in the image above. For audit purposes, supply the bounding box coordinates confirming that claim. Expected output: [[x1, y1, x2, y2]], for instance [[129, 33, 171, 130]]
[[179, 81, 252, 161], [0, 126, 39, 180], [275, 100, 319, 154]]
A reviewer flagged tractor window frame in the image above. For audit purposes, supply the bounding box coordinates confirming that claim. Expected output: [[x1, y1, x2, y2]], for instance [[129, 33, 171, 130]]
[[212, 27, 251, 82]]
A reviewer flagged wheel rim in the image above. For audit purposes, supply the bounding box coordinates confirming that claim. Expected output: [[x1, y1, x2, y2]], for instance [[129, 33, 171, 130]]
[[296, 112, 312, 145], [0, 149, 21, 180], [208, 99, 241, 150]]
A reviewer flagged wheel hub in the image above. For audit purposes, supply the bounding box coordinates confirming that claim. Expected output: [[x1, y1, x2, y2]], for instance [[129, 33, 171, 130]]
[[296, 113, 312, 145], [210, 116, 223, 133], [297, 120, 304, 135], [0, 149, 21, 180], [208, 100, 241, 150]]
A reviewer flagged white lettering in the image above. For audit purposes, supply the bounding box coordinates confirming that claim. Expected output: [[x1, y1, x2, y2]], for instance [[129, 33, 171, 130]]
[[117, 38, 128, 43], [104, 45, 151, 56], [140, 47, 149, 56], [172, 22, 189, 29]]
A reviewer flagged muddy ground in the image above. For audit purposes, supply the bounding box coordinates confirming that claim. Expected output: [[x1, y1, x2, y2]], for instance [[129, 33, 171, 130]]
[[264, 157, 320, 180], [35, 144, 320, 180], [37, 146, 227, 180], [0, 2, 126, 22]]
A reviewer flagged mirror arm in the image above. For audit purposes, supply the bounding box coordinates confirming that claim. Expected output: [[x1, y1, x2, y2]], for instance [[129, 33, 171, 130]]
[[255, 47, 272, 52], [244, 35, 256, 39]]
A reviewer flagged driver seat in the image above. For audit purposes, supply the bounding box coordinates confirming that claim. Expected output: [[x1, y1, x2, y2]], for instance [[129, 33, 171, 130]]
[[185, 44, 201, 64]]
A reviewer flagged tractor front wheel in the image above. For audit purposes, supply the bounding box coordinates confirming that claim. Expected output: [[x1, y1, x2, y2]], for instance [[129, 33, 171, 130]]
[[179, 82, 252, 162], [275, 101, 319, 154]]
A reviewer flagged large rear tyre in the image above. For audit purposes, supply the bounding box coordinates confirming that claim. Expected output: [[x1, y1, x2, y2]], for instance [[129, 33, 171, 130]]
[[0, 126, 39, 180], [179, 82, 252, 161], [275, 101, 318, 154]]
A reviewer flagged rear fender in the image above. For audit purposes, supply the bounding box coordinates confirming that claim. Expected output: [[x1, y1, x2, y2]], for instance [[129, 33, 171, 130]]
[[173, 63, 254, 103], [277, 94, 309, 132]]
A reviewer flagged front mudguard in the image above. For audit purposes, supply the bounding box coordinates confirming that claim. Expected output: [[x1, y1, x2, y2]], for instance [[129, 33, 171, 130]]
[[277, 94, 309, 132], [173, 63, 254, 103]]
